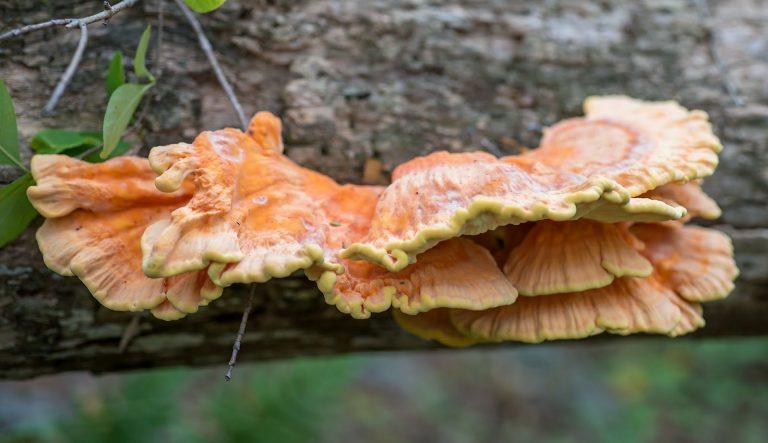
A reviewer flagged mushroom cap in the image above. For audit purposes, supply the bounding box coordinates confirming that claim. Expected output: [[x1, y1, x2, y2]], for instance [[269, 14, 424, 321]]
[[28, 155, 221, 319], [393, 308, 481, 348], [503, 220, 652, 296], [141, 113, 384, 287], [640, 181, 721, 221], [313, 237, 517, 319], [341, 150, 684, 272], [396, 220, 737, 345], [526, 96, 721, 196], [631, 222, 737, 302], [340, 96, 717, 272], [151, 300, 189, 321], [451, 273, 704, 344], [27, 155, 191, 218]]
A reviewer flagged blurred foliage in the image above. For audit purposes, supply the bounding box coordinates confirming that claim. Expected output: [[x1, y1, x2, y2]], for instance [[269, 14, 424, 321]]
[[1, 338, 766, 443]]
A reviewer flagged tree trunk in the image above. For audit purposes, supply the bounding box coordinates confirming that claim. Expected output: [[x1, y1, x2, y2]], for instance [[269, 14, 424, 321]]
[[1, 0, 767, 379]]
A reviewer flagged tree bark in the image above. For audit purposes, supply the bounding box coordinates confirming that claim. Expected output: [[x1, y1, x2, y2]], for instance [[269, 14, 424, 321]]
[[1, 0, 767, 379]]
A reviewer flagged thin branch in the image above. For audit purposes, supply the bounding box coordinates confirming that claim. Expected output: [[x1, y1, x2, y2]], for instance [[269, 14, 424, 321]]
[[122, 100, 153, 155], [76, 143, 104, 160], [173, 0, 248, 130], [225, 285, 256, 381], [117, 315, 142, 353], [480, 137, 504, 158], [0, 0, 141, 41], [0, 20, 71, 41], [42, 21, 89, 115]]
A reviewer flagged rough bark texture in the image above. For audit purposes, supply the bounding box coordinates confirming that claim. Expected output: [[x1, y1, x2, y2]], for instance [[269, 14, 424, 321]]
[[1, 0, 767, 379]]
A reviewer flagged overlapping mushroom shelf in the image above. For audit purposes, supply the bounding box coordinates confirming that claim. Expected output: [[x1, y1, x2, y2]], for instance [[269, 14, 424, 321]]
[[26, 96, 738, 345]]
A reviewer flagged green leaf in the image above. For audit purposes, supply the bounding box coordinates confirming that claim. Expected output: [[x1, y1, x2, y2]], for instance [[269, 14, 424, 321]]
[[30, 129, 131, 161], [106, 51, 126, 98], [133, 26, 154, 82], [0, 173, 38, 248], [183, 0, 227, 13], [0, 79, 24, 170], [101, 83, 153, 159], [31, 130, 102, 154]]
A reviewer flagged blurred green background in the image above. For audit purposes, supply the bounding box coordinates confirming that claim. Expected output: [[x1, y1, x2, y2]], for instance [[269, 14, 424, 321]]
[[1, 338, 767, 443]]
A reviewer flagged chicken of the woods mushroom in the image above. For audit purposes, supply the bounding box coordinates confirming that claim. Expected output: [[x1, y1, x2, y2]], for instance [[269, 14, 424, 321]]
[[26, 96, 737, 344]]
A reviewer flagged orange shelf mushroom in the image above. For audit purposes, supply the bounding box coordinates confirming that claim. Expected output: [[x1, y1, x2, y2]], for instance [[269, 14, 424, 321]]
[[28, 155, 220, 320], [386, 97, 736, 345], [26, 96, 737, 345], [342, 96, 718, 272]]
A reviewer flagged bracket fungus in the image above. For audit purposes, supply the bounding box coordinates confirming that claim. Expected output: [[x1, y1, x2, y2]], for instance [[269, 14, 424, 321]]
[[29, 155, 220, 320], [27, 96, 737, 345]]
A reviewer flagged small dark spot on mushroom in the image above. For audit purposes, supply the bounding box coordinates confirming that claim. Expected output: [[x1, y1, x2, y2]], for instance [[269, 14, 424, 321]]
[[330, 221, 342, 227], [75, 226, 82, 231]]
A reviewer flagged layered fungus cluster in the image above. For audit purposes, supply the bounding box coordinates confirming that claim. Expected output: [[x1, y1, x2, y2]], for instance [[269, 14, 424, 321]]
[[27, 96, 738, 345]]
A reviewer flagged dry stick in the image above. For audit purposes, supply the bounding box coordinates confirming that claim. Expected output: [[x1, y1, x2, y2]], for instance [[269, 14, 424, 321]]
[[76, 143, 104, 159], [225, 285, 256, 381], [173, 0, 248, 130], [42, 21, 88, 115], [0, 0, 141, 41], [118, 315, 142, 353]]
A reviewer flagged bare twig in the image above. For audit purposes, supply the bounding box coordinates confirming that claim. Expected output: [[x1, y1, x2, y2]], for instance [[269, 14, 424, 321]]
[[0, 0, 141, 41], [694, 0, 745, 107], [480, 137, 504, 158], [173, 0, 248, 130], [122, 100, 153, 155], [1, 0, 141, 114], [118, 315, 142, 353], [42, 21, 89, 115], [0, 19, 71, 41], [225, 285, 256, 381]]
